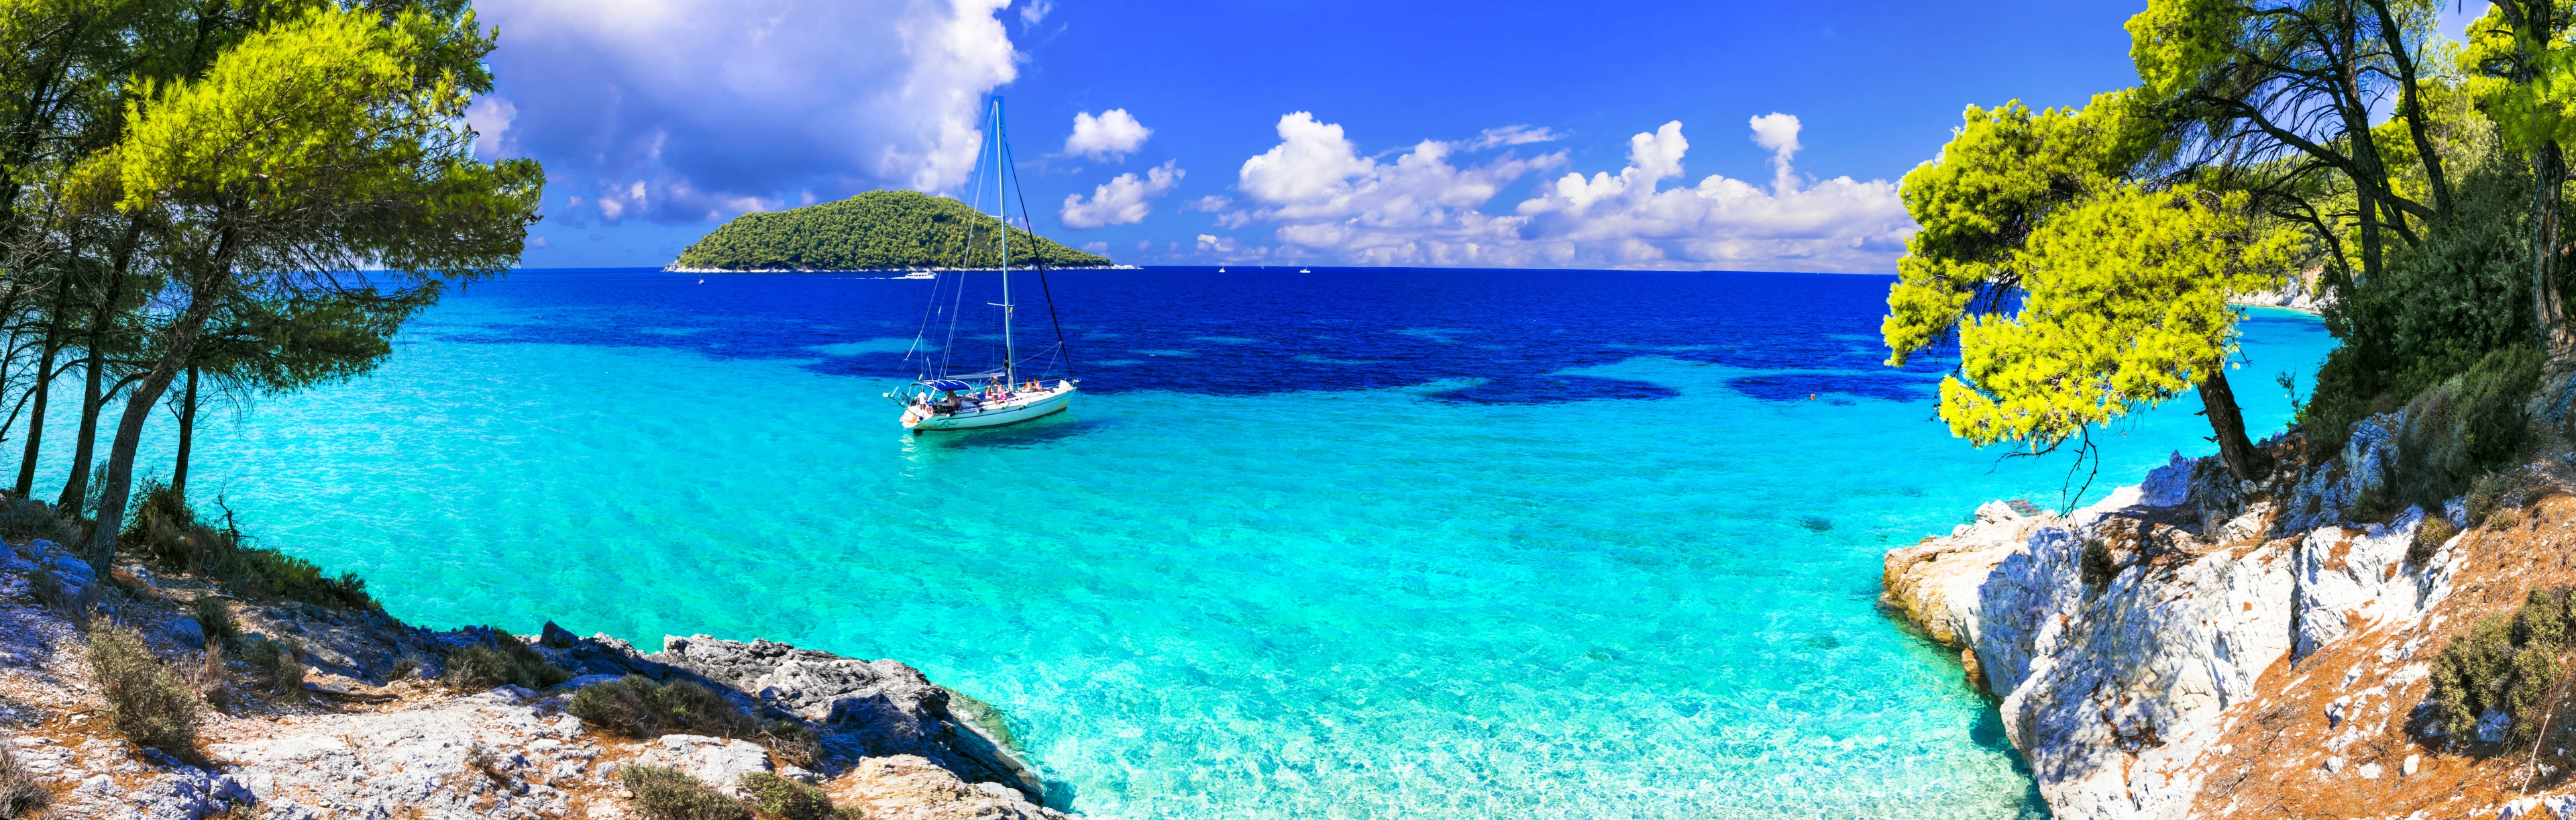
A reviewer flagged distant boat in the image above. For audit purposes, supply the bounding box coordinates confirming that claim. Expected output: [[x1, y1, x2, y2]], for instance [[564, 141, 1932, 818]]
[[885, 98, 1078, 433], [1299, 268, 1311, 273], [1218, 266, 1226, 272]]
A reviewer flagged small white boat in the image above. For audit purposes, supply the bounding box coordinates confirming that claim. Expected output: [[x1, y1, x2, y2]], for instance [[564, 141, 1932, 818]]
[[1298, 268, 1311, 273], [895, 378, 1077, 431], [888, 97, 1084, 434]]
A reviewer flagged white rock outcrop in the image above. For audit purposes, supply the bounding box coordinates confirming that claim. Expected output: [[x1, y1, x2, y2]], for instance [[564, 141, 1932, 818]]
[[1882, 443, 2467, 820]]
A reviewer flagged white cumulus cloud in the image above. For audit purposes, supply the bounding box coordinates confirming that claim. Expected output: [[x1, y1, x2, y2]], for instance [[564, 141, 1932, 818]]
[[1220, 113, 1909, 272], [1747, 112, 1802, 185], [474, 0, 1019, 225], [1061, 162, 1184, 228], [466, 96, 518, 159], [1065, 109, 1152, 162]]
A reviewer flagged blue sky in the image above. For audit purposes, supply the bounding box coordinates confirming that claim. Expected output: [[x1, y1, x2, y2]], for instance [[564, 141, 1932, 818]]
[[470, 1, 2180, 271]]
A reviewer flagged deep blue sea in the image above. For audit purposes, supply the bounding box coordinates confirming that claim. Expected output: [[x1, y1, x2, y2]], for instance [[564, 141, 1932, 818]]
[[61, 268, 2333, 819]]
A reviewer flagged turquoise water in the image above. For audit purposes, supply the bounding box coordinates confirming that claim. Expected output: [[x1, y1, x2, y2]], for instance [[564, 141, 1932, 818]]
[[54, 269, 2333, 819]]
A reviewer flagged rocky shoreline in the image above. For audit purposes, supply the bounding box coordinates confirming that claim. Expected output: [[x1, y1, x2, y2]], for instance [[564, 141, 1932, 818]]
[[0, 541, 1078, 819], [1881, 419, 2576, 819]]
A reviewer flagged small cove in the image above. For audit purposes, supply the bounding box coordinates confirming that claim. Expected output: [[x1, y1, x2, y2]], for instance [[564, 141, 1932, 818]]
[[48, 268, 2334, 819]]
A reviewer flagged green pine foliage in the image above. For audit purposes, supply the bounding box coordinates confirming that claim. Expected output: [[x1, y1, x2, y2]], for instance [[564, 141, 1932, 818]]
[[673, 190, 1111, 270]]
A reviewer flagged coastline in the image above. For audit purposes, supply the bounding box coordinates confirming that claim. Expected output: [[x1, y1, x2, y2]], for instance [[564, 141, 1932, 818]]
[[0, 540, 1079, 819], [1881, 419, 2576, 819]]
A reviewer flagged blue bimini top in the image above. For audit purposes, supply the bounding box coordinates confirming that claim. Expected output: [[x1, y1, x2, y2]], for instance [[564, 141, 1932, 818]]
[[920, 379, 975, 392]]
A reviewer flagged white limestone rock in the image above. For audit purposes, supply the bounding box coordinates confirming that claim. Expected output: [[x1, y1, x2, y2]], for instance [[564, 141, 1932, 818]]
[[824, 754, 1075, 820], [1977, 518, 2296, 820], [2277, 413, 2402, 535], [209, 688, 600, 819], [637, 734, 773, 795], [2292, 509, 2459, 660], [1881, 503, 2048, 649]]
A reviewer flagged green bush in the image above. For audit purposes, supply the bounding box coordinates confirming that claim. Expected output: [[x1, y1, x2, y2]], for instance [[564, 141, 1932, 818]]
[[620, 764, 750, 820], [736, 771, 843, 820], [2393, 346, 2544, 509], [2080, 540, 2115, 588], [86, 624, 200, 750], [0, 741, 48, 819], [125, 480, 373, 610], [440, 630, 572, 691], [237, 635, 305, 695], [2466, 471, 2516, 527], [2302, 140, 2540, 459], [0, 496, 76, 549], [2410, 516, 2459, 567], [758, 719, 823, 770], [2430, 587, 2576, 747], [191, 596, 237, 647], [568, 676, 757, 739]]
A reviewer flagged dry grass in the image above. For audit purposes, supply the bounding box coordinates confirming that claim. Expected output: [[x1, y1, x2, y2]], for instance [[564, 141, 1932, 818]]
[[0, 741, 48, 819]]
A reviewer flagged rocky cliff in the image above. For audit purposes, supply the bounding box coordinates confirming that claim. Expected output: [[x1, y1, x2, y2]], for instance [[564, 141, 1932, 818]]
[[0, 539, 1080, 819], [1882, 419, 2576, 819]]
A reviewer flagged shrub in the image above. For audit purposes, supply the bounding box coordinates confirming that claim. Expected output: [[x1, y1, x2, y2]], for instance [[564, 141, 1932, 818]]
[[757, 719, 823, 770], [568, 676, 757, 739], [2303, 144, 2538, 459], [2430, 587, 2576, 747], [2394, 346, 2545, 509], [191, 597, 237, 647], [28, 569, 91, 620], [2410, 516, 2459, 567], [123, 483, 373, 611], [737, 771, 840, 820], [620, 764, 750, 820], [2466, 471, 2515, 527], [0, 741, 48, 819], [439, 630, 572, 691], [2080, 540, 2115, 588], [85, 625, 200, 750], [0, 496, 76, 550], [237, 636, 305, 695]]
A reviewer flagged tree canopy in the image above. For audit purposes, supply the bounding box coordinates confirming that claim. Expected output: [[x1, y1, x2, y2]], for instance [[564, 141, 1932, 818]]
[[672, 190, 1112, 271], [0, 1, 545, 559]]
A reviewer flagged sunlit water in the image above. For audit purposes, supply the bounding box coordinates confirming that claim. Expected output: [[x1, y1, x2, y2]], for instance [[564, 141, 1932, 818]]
[[48, 268, 2334, 819]]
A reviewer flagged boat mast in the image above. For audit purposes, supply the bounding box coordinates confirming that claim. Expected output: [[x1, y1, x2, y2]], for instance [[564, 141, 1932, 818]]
[[994, 99, 1016, 387]]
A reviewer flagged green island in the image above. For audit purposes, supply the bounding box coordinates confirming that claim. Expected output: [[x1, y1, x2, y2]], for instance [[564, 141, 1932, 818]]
[[671, 190, 1112, 271]]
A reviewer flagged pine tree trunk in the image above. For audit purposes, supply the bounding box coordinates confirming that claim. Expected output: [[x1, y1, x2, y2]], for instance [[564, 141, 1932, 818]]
[[89, 234, 233, 563], [54, 345, 101, 511], [2200, 368, 2272, 482], [172, 366, 196, 502], [89, 307, 215, 562], [2536, 141, 2574, 354], [13, 338, 57, 499]]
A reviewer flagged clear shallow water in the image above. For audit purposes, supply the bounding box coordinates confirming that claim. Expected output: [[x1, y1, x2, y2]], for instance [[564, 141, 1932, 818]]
[[60, 268, 2332, 819]]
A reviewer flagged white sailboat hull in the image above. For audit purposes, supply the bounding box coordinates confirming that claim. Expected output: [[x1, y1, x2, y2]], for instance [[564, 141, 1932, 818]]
[[904, 385, 1076, 431]]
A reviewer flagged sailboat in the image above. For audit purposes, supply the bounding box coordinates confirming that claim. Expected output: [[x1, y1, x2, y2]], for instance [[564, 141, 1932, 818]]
[[885, 99, 1079, 433]]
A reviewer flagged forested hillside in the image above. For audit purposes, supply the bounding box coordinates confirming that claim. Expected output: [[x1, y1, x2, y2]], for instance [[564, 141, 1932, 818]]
[[672, 190, 1112, 270]]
